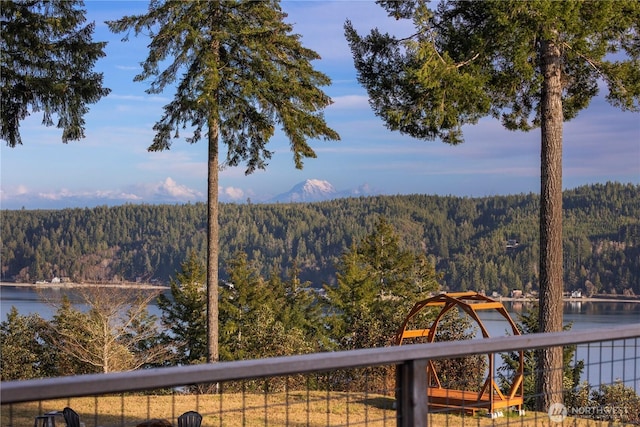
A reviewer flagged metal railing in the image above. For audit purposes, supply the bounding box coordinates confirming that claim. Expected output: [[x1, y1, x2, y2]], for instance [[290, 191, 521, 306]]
[[2, 324, 639, 427]]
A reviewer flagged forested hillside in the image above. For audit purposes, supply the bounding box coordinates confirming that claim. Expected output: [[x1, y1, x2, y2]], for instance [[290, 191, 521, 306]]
[[2, 182, 638, 296]]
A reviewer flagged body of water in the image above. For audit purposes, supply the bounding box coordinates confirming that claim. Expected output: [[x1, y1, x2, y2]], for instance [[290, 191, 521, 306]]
[[1, 285, 638, 391], [0, 285, 168, 319]]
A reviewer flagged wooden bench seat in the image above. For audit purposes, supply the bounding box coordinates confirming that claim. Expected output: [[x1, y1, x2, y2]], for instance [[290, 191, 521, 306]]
[[427, 387, 523, 414]]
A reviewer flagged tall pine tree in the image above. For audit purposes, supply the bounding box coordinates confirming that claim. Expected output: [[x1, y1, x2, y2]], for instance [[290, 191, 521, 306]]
[[108, 1, 340, 364], [346, 1, 639, 409]]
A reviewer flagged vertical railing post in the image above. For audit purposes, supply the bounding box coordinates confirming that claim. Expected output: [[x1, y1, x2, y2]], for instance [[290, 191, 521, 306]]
[[396, 359, 428, 427]]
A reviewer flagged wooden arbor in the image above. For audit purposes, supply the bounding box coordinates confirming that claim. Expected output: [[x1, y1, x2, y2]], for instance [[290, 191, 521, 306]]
[[395, 291, 524, 417]]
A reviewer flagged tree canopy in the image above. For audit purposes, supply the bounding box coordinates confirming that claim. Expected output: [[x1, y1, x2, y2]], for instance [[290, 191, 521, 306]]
[[107, 0, 339, 170], [346, 0, 639, 143], [1, 0, 110, 146]]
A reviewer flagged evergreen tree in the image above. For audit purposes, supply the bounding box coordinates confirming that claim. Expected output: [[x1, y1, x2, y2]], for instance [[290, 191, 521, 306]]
[[324, 217, 440, 351], [218, 254, 323, 371], [107, 0, 340, 364], [219, 251, 271, 361], [269, 261, 328, 352], [323, 242, 380, 351], [44, 296, 95, 376], [1, 0, 110, 146], [0, 308, 50, 380], [157, 251, 207, 366], [345, 1, 639, 409], [323, 217, 441, 392]]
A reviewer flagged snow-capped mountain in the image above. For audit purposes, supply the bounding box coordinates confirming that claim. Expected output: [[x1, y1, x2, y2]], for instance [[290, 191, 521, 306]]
[[270, 179, 338, 203], [268, 179, 379, 203]]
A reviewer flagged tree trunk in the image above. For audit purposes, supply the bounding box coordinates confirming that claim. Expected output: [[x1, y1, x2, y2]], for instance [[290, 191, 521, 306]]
[[536, 36, 564, 412], [207, 116, 219, 364]]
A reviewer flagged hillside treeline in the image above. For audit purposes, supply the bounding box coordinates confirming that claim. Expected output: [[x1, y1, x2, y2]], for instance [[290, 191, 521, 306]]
[[2, 182, 639, 296]]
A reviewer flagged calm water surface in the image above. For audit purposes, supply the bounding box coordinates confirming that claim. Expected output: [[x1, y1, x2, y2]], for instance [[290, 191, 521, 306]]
[[0, 285, 168, 319]]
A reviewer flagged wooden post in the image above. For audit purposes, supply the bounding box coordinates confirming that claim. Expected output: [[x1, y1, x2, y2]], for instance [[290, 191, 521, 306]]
[[397, 359, 428, 427]]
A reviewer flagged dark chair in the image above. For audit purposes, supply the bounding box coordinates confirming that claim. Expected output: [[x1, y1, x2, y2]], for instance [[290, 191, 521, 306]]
[[34, 410, 64, 427], [177, 411, 202, 427], [62, 407, 80, 427], [33, 414, 55, 427]]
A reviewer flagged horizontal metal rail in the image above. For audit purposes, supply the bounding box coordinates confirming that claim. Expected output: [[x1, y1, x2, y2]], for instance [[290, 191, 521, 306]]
[[2, 323, 638, 404]]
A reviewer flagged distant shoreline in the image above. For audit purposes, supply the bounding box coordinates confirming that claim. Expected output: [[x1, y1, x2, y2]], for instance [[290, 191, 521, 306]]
[[496, 296, 640, 304], [2, 282, 638, 303], [0, 282, 169, 290]]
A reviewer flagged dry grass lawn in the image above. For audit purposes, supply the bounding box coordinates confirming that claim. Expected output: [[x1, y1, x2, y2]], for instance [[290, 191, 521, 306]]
[[2, 392, 635, 427]]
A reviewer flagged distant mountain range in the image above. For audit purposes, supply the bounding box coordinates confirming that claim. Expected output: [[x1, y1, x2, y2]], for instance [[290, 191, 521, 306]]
[[268, 179, 377, 203]]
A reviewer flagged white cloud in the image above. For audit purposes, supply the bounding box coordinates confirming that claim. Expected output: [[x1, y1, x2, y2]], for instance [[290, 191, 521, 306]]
[[0, 185, 28, 202], [330, 95, 369, 110], [35, 188, 143, 202], [223, 186, 245, 200], [0, 178, 206, 209], [15, 185, 29, 196], [96, 191, 142, 201], [154, 177, 203, 200]]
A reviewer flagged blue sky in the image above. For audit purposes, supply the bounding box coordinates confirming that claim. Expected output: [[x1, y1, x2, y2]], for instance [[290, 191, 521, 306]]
[[1, 1, 639, 210]]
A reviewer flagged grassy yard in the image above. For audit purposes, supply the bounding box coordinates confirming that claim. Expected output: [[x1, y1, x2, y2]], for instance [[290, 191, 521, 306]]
[[2, 392, 634, 427]]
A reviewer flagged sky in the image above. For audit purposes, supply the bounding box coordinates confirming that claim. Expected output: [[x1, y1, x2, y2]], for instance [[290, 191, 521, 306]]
[[1, 1, 639, 210]]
